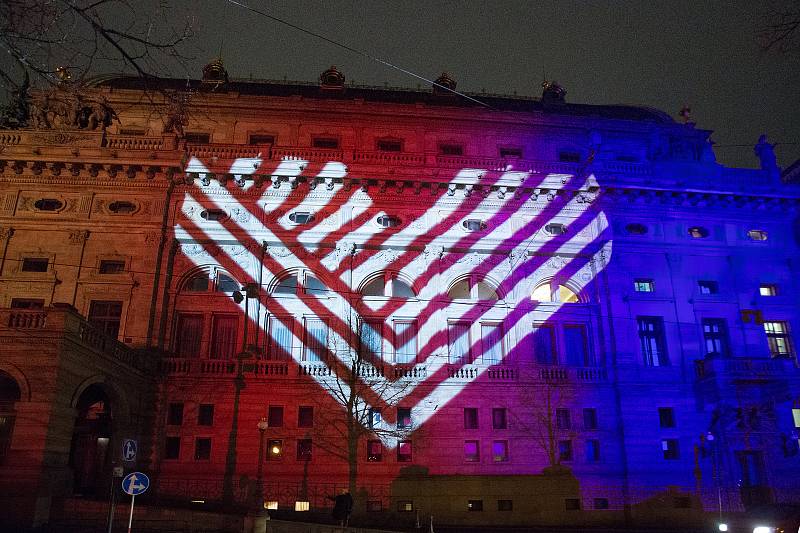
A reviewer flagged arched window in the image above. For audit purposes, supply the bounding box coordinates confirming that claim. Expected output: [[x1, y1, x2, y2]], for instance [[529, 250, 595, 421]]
[[532, 281, 580, 303], [181, 269, 239, 293], [271, 270, 328, 296], [447, 275, 499, 301], [360, 272, 416, 298], [0, 371, 21, 464]]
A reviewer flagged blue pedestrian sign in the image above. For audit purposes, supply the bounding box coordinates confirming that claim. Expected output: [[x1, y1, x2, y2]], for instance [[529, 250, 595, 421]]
[[122, 472, 149, 496], [122, 439, 137, 462]]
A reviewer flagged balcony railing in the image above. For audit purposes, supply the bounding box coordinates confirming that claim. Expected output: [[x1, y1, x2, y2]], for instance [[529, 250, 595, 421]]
[[695, 356, 795, 380]]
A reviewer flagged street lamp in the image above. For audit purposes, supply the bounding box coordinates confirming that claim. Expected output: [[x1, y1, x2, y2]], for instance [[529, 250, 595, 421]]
[[249, 416, 270, 533]]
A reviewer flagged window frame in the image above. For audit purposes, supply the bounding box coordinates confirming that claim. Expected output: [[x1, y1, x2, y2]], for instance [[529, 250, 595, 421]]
[[637, 316, 669, 367]]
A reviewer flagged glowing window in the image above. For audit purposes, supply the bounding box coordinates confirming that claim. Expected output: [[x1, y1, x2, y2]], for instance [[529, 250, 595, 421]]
[[688, 226, 709, 238], [201, 209, 227, 221], [747, 229, 768, 241], [464, 440, 480, 462], [558, 285, 579, 303], [268, 439, 282, 460], [377, 215, 401, 228], [545, 223, 567, 235], [532, 283, 579, 303], [492, 440, 509, 462], [34, 198, 63, 211], [625, 223, 648, 235], [759, 284, 778, 296], [462, 219, 487, 232], [294, 501, 309, 511], [634, 279, 654, 292], [764, 321, 792, 358], [289, 211, 314, 224]]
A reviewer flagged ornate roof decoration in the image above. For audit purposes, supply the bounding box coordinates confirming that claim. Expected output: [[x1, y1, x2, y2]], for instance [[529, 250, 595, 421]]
[[541, 80, 566, 104], [201, 58, 229, 89], [433, 72, 457, 95], [320, 66, 345, 90]]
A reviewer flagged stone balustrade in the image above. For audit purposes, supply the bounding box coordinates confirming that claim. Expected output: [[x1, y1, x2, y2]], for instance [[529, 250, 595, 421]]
[[694, 356, 795, 380]]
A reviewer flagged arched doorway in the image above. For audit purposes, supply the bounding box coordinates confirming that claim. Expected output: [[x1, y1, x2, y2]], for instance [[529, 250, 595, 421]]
[[69, 384, 113, 496], [0, 371, 21, 464]]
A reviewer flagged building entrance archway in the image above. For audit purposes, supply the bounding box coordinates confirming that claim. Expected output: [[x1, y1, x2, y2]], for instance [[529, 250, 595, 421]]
[[69, 383, 113, 496]]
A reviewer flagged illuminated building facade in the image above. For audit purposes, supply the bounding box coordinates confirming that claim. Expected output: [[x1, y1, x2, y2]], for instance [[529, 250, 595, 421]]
[[1, 65, 799, 528]]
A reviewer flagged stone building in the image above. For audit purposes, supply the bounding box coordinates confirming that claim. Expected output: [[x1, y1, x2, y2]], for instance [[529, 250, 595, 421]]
[[1, 64, 799, 528]]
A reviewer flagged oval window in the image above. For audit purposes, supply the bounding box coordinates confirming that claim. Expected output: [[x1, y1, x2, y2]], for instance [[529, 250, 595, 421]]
[[688, 226, 709, 239], [201, 209, 227, 221], [377, 215, 401, 228], [463, 219, 487, 232], [108, 200, 137, 214], [625, 223, 648, 235], [747, 229, 768, 241], [545, 223, 567, 235], [289, 211, 314, 224], [33, 198, 63, 211]]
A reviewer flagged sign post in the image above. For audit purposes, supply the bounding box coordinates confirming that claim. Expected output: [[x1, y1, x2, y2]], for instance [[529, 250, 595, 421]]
[[121, 472, 149, 533], [122, 439, 137, 462]]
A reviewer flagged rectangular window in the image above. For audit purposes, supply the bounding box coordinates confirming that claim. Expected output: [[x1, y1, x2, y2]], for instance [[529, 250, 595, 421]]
[[492, 408, 507, 430], [394, 321, 416, 363], [464, 440, 480, 462], [467, 500, 483, 512], [698, 280, 719, 294], [481, 324, 503, 365], [492, 440, 509, 462], [438, 143, 463, 156], [167, 403, 183, 425], [88, 300, 123, 338], [10, 298, 44, 309], [267, 439, 282, 460], [564, 325, 590, 366], [594, 498, 609, 510], [534, 325, 557, 365], [637, 316, 669, 366], [565, 498, 581, 511], [497, 499, 513, 511], [248, 134, 275, 145], [303, 318, 328, 362], [98, 260, 125, 274], [662, 438, 679, 460], [397, 501, 414, 512], [21, 257, 48, 272], [298, 406, 314, 428], [297, 439, 312, 461], [194, 438, 211, 460], [368, 408, 381, 429], [312, 137, 339, 149], [165, 437, 180, 460], [464, 408, 479, 429], [556, 408, 571, 430], [184, 132, 210, 144], [634, 279, 654, 292], [198, 404, 214, 426], [702, 318, 730, 357], [268, 317, 292, 360], [360, 320, 384, 361], [175, 314, 203, 358], [586, 439, 600, 462], [558, 440, 573, 462], [367, 440, 382, 462], [377, 139, 402, 152], [448, 322, 471, 364], [793, 408, 800, 428], [764, 321, 792, 358], [658, 407, 675, 428], [760, 284, 778, 296], [397, 440, 412, 462], [210, 315, 238, 360], [499, 147, 522, 158], [583, 408, 598, 430], [268, 406, 284, 428], [397, 407, 412, 429]]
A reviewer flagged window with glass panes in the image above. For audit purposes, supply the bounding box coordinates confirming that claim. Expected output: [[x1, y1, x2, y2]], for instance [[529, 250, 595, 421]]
[[637, 316, 669, 366], [88, 301, 123, 338], [764, 321, 792, 358], [702, 318, 730, 357]]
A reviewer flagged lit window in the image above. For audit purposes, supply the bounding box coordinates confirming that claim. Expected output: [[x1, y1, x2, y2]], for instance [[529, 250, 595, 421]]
[[21, 258, 48, 272], [698, 280, 719, 295], [662, 438, 679, 460], [267, 439, 282, 460], [702, 319, 730, 357], [194, 438, 211, 460], [545, 223, 567, 235], [759, 284, 778, 296], [462, 219, 487, 232], [198, 404, 214, 426], [298, 406, 314, 428], [397, 440, 412, 462], [367, 440, 383, 462], [688, 226, 709, 238], [268, 317, 292, 360], [200, 208, 227, 221], [558, 440, 573, 462], [492, 440, 509, 462], [792, 408, 800, 429], [764, 321, 792, 358], [288, 211, 314, 224], [312, 137, 339, 149], [747, 229, 768, 241], [556, 409, 571, 430], [532, 282, 579, 303], [464, 408, 479, 430], [586, 439, 600, 462], [625, 223, 648, 235], [377, 215, 401, 228], [397, 501, 414, 512], [492, 408, 507, 430], [658, 407, 675, 428], [368, 408, 381, 429], [464, 440, 480, 462], [634, 279, 654, 292], [297, 439, 312, 461], [294, 501, 309, 512], [637, 316, 669, 367], [99, 260, 125, 274]]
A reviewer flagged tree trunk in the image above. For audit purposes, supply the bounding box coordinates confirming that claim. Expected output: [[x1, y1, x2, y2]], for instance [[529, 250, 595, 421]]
[[347, 424, 358, 495]]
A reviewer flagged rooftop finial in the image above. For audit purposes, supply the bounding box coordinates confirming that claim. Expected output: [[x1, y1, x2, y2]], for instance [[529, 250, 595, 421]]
[[320, 66, 345, 90], [541, 80, 566, 104]]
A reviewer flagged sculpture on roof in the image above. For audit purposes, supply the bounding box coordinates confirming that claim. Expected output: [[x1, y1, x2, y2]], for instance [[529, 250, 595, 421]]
[[320, 66, 345, 90], [541, 80, 566, 104], [201, 58, 229, 90], [754, 134, 780, 179], [433, 72, 457, 95]]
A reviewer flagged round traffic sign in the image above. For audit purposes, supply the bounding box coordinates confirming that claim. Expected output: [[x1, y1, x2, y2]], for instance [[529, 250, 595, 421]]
[[121, 472, 150, 496]]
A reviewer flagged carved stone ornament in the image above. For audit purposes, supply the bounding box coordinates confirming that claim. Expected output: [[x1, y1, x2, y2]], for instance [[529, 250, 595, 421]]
[[543, 255, 569, 271], [267, 246, 294, 258], [423, 244, 445, 261], [0, 226, 14, 241], [373, 248, 402, 265], [68, 229, 90, 245], [180, 243, 212, 258], [144, 232, 160, 245], [27, 86, 118, 132]]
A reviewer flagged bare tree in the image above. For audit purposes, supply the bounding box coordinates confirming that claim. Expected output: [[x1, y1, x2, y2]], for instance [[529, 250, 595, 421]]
[[756, 3, 800, 52], [0, 0, 194, 124]]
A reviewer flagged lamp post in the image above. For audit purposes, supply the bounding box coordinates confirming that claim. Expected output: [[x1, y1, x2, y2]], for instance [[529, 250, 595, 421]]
[[249, 417, 270, 533]]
